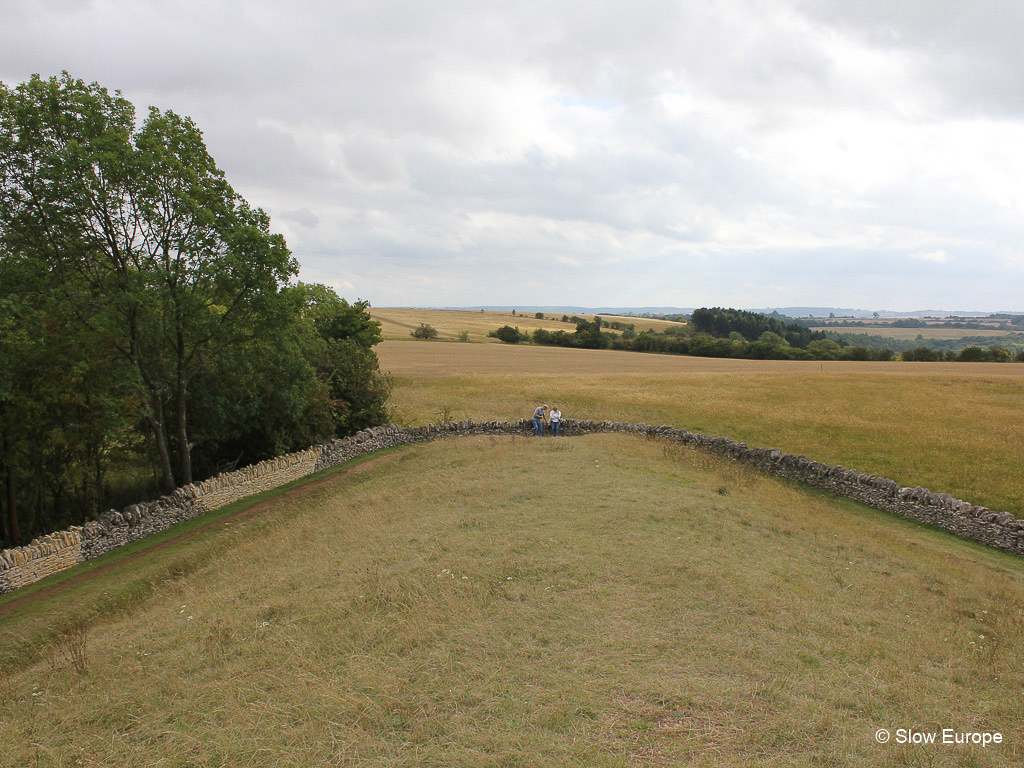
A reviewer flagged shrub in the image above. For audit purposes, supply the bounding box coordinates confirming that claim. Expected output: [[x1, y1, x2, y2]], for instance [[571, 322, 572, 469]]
[[533, 328, 574, 347], [457, 330, 470, 342], [901, 346, 940, 362], [410, 323, 438, 340], [489, 325, 525, 344]]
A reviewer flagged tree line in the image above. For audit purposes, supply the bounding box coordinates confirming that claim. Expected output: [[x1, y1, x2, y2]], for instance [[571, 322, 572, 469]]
[[490, 309, 1024, 363], [0, 73, 389, 546]]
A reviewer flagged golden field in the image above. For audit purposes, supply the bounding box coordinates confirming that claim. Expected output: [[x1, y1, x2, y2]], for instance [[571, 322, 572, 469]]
[[378, 340, 1024, 516], [369, 308, 686, 342]]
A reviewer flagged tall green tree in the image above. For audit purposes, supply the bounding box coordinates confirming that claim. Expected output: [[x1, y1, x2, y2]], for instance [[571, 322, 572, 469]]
[[0, 73, 294, 491], [0, 244, 134, 542]]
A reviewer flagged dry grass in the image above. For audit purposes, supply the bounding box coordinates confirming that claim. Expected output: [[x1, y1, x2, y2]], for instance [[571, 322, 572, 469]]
[[2, 435, 1022, 767], [370, 308, 686, 342], [377, 339, 1024, 377], [378, 341, 1024, 516], [811, 326, 1014, 340]]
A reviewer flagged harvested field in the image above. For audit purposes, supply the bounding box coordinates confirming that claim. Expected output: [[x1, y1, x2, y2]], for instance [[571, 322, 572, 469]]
[[378, 341, 1024, 517], [377, 339, 1024, 377], [370, 308, 686, 342]]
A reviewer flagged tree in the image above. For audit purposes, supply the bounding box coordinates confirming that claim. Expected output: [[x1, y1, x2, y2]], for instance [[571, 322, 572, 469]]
[[572, 318, 611, 349], [489, 325, 525, 343], [0, 242, 135, 543], [290, 284, 390, 435], [0, 73, 294, 490], [0, 73, 391, 544], [808, 339, 843, 359], [410, 323, 438, 339]]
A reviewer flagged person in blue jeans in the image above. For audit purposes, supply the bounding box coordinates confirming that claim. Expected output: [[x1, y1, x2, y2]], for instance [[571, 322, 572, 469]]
[[548, 406, 562, 436], [532, 404, 548, 436]]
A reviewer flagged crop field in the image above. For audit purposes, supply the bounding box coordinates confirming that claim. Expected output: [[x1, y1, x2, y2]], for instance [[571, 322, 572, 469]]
[[369, 308, 686, 342], [378, 340, 1024, 517], [810, 325, 1013, 340], [2, 435, 1022, 767]]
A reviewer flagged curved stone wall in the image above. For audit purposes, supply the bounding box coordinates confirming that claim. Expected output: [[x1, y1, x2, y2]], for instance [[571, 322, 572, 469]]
[[1, 418, 1021, 594]]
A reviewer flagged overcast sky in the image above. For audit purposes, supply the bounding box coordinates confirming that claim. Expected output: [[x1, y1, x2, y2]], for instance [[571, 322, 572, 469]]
[[3, 0, 1023, 311]]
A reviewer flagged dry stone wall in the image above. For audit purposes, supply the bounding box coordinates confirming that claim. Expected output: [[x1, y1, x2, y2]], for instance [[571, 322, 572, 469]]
[[2, 418, 1021, 594]]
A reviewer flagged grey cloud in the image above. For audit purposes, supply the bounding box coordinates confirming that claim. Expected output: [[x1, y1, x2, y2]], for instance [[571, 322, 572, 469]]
[[793, 0, 1024, 117], [2, 0, 1023, 309], [280, 207, 321, 228]]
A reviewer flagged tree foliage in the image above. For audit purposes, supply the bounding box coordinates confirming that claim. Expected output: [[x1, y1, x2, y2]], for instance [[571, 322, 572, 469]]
[[0, 73, 389, 546], [690, 307, 826, 348], [410, 323, 438, 339], [489, 325, 526, 344]]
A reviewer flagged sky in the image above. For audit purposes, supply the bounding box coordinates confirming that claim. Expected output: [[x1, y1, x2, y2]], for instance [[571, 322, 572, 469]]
[[2, 0, 1023, 312]]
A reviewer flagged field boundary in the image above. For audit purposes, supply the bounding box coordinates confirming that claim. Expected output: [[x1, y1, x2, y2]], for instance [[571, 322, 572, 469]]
[[2, 418, 1022, 595]]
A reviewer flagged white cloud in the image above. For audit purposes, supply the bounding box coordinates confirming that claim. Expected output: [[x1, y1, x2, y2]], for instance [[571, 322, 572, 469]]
[[912, 250, 951, 264], [2, 0, 1023, 310]]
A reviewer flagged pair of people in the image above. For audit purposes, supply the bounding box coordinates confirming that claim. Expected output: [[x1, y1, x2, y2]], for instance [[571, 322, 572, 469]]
[[532, 404, 563, 436]]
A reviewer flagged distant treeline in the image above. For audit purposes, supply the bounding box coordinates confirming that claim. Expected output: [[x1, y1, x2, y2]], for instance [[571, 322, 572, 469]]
[[819, 316, 1024, 331], [825, 331, 1024, 355], [489, 307, 1024, 364]]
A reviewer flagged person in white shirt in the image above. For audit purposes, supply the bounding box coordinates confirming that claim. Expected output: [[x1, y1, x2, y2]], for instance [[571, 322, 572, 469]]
[[548, 406, 562, 436]]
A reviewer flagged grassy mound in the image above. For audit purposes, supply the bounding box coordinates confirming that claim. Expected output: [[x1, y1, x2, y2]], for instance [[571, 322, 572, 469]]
[[1, 435, 1021, 767]]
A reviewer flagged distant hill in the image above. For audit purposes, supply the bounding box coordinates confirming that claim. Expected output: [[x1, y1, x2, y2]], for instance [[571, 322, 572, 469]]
[[757, 307, 1010, 319], [430, 305, 1021, 319], [437, 305, 697, 315]]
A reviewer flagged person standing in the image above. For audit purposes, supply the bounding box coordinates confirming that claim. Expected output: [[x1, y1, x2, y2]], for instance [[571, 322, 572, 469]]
[[532, 404, 548, 436], [548, 406, 562, 436]]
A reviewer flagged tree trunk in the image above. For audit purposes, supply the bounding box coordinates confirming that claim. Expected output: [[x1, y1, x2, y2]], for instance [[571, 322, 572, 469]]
[[142, 396, 176, 493], [4, 465, 18, 545], [176, 334, 192, 486], [130, 308, 176, 492], [94, 449, 104, 516], [1, 433, 19, 545]]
